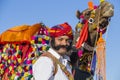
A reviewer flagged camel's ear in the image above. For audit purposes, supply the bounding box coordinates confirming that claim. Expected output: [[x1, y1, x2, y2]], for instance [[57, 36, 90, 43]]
[[76, 10, 81, 20]]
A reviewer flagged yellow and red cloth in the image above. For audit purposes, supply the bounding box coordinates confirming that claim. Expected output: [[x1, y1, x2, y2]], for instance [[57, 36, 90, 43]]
[[49, 22, 73, 40]]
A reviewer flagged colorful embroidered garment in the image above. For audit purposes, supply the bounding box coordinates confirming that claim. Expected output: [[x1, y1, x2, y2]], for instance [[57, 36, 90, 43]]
[[0, 23, 50, 80]]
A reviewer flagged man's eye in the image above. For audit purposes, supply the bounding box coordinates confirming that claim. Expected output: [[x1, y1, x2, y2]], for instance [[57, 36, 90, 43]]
[[58, 38, 63, 41]]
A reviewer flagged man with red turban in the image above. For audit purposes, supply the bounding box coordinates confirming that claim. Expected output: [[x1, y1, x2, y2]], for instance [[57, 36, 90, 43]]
[[33, 22, 74, 80]]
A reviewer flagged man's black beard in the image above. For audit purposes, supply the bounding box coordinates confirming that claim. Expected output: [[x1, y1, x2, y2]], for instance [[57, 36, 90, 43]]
[[51, 38, 72, 51]]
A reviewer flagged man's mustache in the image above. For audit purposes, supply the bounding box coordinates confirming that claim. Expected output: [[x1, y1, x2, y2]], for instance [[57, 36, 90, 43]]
[[54, 45, 69, 51]]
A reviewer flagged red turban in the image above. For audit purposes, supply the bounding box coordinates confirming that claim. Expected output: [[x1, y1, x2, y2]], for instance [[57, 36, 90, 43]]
[[49, 22, 73, 40]]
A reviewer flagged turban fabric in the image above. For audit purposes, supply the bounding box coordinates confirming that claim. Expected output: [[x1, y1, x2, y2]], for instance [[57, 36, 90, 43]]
[[49, 22, 73, 40]]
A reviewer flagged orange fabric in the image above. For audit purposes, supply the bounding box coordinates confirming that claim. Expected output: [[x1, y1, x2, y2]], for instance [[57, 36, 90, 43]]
[[75, 21, 88, 49], [49, 22, 73, 40], [0, 23, 41, 42], [96, 33, 106, 80]]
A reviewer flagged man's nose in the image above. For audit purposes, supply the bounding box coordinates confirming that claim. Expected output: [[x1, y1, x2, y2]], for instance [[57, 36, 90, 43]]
[[62, 40, 69, 45]]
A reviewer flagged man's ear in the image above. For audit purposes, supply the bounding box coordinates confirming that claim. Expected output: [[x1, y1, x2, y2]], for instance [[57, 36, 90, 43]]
[[49, 37, 55, 45]]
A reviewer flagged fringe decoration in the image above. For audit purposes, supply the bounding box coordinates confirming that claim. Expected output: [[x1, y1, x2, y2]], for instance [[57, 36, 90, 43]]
[[96, 32, 106, 80]]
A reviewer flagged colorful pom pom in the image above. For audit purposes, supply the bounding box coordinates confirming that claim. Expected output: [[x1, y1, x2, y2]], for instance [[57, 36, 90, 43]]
[[100, 0, 105, 3], [88, 1, 94, 10]]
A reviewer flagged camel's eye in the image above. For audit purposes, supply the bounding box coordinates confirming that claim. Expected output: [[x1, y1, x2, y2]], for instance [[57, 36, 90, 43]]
[[86, 13, 90, 16], [88, 18, 94, 23]]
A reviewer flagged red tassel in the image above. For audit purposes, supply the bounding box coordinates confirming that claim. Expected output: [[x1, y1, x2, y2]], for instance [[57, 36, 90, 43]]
[[75, 21, 88, 49]]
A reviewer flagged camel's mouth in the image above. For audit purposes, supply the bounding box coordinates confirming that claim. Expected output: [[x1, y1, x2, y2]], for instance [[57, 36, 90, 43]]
[[99, 17, 110, 30]]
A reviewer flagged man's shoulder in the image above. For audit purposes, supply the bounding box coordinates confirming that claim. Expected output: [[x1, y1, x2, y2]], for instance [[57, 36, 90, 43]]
[[35, 52, 57, 64], [34, 53, 54, 65]]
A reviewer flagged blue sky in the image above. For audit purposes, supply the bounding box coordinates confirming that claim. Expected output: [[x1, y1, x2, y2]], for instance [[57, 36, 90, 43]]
[[0, 0, 120, 80]]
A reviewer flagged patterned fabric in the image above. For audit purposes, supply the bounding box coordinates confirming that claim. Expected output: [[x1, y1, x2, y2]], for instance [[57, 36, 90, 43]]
[[0, 24, 50, 80], [49, 22, 73, 40]]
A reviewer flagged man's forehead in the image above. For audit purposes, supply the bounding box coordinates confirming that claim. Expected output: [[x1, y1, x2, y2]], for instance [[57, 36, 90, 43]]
[[55, 36, 69, 39]]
